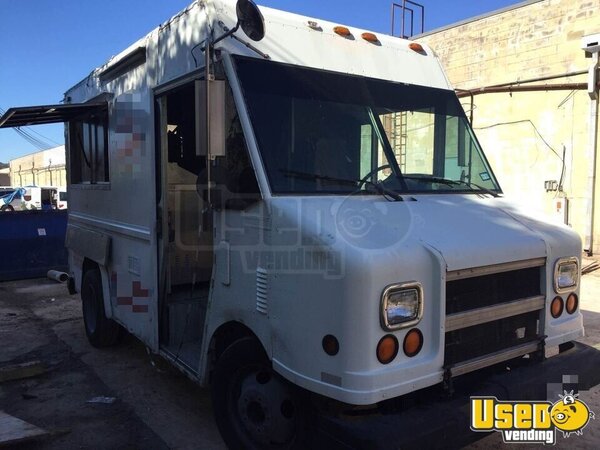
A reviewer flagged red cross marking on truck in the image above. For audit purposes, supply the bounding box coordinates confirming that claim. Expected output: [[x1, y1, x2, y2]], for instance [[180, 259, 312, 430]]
[[111, 272, 150, 313]]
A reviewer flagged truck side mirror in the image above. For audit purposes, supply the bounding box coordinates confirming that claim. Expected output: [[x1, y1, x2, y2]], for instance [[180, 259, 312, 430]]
[[211, 0, 265, 47], [236, 0, 265, 42]]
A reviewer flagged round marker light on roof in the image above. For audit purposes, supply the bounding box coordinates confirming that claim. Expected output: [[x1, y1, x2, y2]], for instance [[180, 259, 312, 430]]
[[334, 26, 352, 37], [551, 296, 564, 318], [566, 293, 578, 314], [403, 328, 423, 357], [409, 42, 426, 54], [361, 32, 379, 43], [377, 335, 398, 364]]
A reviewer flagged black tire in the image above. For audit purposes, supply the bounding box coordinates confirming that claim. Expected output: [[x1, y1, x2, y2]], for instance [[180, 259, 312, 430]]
[[211, 337, 307, 450], [0, 204, 14, 212], [81, 268, 122, 348]]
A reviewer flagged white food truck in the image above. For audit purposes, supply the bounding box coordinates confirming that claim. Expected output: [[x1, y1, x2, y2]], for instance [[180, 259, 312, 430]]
[[2, 1, 600, 448]]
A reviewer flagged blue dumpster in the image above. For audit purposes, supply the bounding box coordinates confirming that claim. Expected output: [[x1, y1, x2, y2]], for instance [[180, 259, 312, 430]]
[[0, 209, 68, 281]]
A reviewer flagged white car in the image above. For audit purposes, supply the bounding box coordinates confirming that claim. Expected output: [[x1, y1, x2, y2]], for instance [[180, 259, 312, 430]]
[[0, 186, 63, 211], [0, 187, 25, 211]]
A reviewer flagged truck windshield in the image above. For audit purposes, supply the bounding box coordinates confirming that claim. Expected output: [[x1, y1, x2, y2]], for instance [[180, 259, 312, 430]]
[[234, 56, 500, 195]]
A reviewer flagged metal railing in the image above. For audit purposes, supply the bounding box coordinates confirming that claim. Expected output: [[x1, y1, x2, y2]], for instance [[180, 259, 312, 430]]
[[391, 1, 425, 38]]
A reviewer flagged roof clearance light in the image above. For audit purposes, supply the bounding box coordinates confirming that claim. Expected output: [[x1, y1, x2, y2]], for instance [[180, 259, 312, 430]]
[[409, 42, 426, 54], [307, 20, 321, 31], [361, 32, 379, 43], [334, 26, 352, 37]]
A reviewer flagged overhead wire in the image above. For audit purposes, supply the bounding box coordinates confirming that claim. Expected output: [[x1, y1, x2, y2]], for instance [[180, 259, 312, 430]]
[[474, 118, 567, 196], [25, 127, 61, 146], [0, 106, 61, 150], [474, 119, 563, 161]]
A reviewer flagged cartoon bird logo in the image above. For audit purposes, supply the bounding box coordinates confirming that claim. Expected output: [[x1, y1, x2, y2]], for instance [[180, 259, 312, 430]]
[[550, 391, 595, 437]]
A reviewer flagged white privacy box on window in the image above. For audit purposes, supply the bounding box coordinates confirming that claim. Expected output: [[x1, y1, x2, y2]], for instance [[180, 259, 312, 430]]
[[197, 79, 226, 158]]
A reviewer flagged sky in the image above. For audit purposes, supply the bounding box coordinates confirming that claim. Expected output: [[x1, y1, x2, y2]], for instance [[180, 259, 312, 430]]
[[0, 0, 521, 161]]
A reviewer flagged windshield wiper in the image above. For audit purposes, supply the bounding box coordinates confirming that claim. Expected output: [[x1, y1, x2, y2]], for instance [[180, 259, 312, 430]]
[[402, 175, 500, 197], [281, 170, 403, 201], [457, 180, 500, 198]]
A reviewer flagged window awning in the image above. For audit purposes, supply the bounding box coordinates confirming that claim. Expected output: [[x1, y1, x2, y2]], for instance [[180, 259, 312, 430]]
[[0, 102, 107, 128]]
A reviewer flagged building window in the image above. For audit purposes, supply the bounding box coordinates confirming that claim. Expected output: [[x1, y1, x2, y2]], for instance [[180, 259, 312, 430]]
[[69, 111, 109, 184]]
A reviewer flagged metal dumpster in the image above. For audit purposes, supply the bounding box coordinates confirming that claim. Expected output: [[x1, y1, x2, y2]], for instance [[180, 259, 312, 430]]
[[0, 209, 68, 281]]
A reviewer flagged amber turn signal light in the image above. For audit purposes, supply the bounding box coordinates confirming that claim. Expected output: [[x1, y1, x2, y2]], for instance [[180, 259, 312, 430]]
[[403, 328, 423, 357], [551, 296, 564, 318], [566, 293, 578, 314], [377, 335, 399, 364]]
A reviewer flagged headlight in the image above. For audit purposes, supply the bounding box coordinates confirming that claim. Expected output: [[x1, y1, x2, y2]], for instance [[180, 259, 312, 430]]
[[381, 282, 423, 330], [554, 257, 579, 293]]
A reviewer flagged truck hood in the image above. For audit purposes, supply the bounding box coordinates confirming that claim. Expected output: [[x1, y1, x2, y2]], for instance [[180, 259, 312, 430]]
[[408, 195, 548, 270], [270, 194, 580, 272]]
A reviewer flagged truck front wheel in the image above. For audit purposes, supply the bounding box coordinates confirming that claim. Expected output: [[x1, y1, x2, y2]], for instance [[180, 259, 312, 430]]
[[211, 337, 306, 449], [81, 268, 122, 348]]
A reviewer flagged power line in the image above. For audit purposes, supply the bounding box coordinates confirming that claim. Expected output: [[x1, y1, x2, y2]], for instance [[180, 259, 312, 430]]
[[26, 126, 61, 146], [0, 106, 62, 150], [474, 119, 563, 161]]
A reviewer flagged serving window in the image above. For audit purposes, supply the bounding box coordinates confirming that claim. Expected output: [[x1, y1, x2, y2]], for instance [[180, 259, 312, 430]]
[[69, 110, 109, 184]]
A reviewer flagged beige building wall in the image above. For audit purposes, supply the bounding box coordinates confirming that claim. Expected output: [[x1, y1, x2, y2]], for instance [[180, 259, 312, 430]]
[[0, 168, 9, 186], [9, 145, 67, 188], [418, 0, 600, 252]]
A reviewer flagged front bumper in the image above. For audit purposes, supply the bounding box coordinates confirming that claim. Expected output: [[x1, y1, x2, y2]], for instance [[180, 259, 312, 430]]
[[314, 341, 600, 450]]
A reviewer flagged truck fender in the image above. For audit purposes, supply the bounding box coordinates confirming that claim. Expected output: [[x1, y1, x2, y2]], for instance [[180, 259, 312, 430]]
[[97, 264, 114, 319], [80, 257, 113, 320]]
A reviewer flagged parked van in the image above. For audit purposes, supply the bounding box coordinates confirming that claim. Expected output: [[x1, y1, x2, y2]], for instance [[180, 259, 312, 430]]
[[2, 1, 599, 447], [0, 186, 62, 211], [56, 187, 68, 210]]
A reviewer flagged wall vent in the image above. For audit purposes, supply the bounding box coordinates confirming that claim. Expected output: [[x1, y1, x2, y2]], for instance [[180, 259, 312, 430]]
[[256, 267, 268, 315]]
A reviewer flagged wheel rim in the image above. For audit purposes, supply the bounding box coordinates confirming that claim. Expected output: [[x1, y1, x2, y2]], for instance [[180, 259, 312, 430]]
[[232, 367, 296, 447], [82, 280, 98, 334]]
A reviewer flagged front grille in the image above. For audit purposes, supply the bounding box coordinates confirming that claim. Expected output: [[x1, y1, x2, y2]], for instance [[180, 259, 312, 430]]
[[446, 266, 541, 314], [444, 264, 543, 369], [444, 311, 539, 366]]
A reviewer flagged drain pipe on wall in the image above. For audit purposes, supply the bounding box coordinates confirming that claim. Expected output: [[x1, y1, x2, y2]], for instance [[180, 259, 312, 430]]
[[583, 34, 600, 256]]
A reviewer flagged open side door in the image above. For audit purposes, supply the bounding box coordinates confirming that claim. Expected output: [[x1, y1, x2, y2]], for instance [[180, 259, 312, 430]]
[[0, 102, 107, 128]]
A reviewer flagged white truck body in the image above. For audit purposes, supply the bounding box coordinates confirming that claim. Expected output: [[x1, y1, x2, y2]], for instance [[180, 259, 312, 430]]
[[64, 0, 582, 402]]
